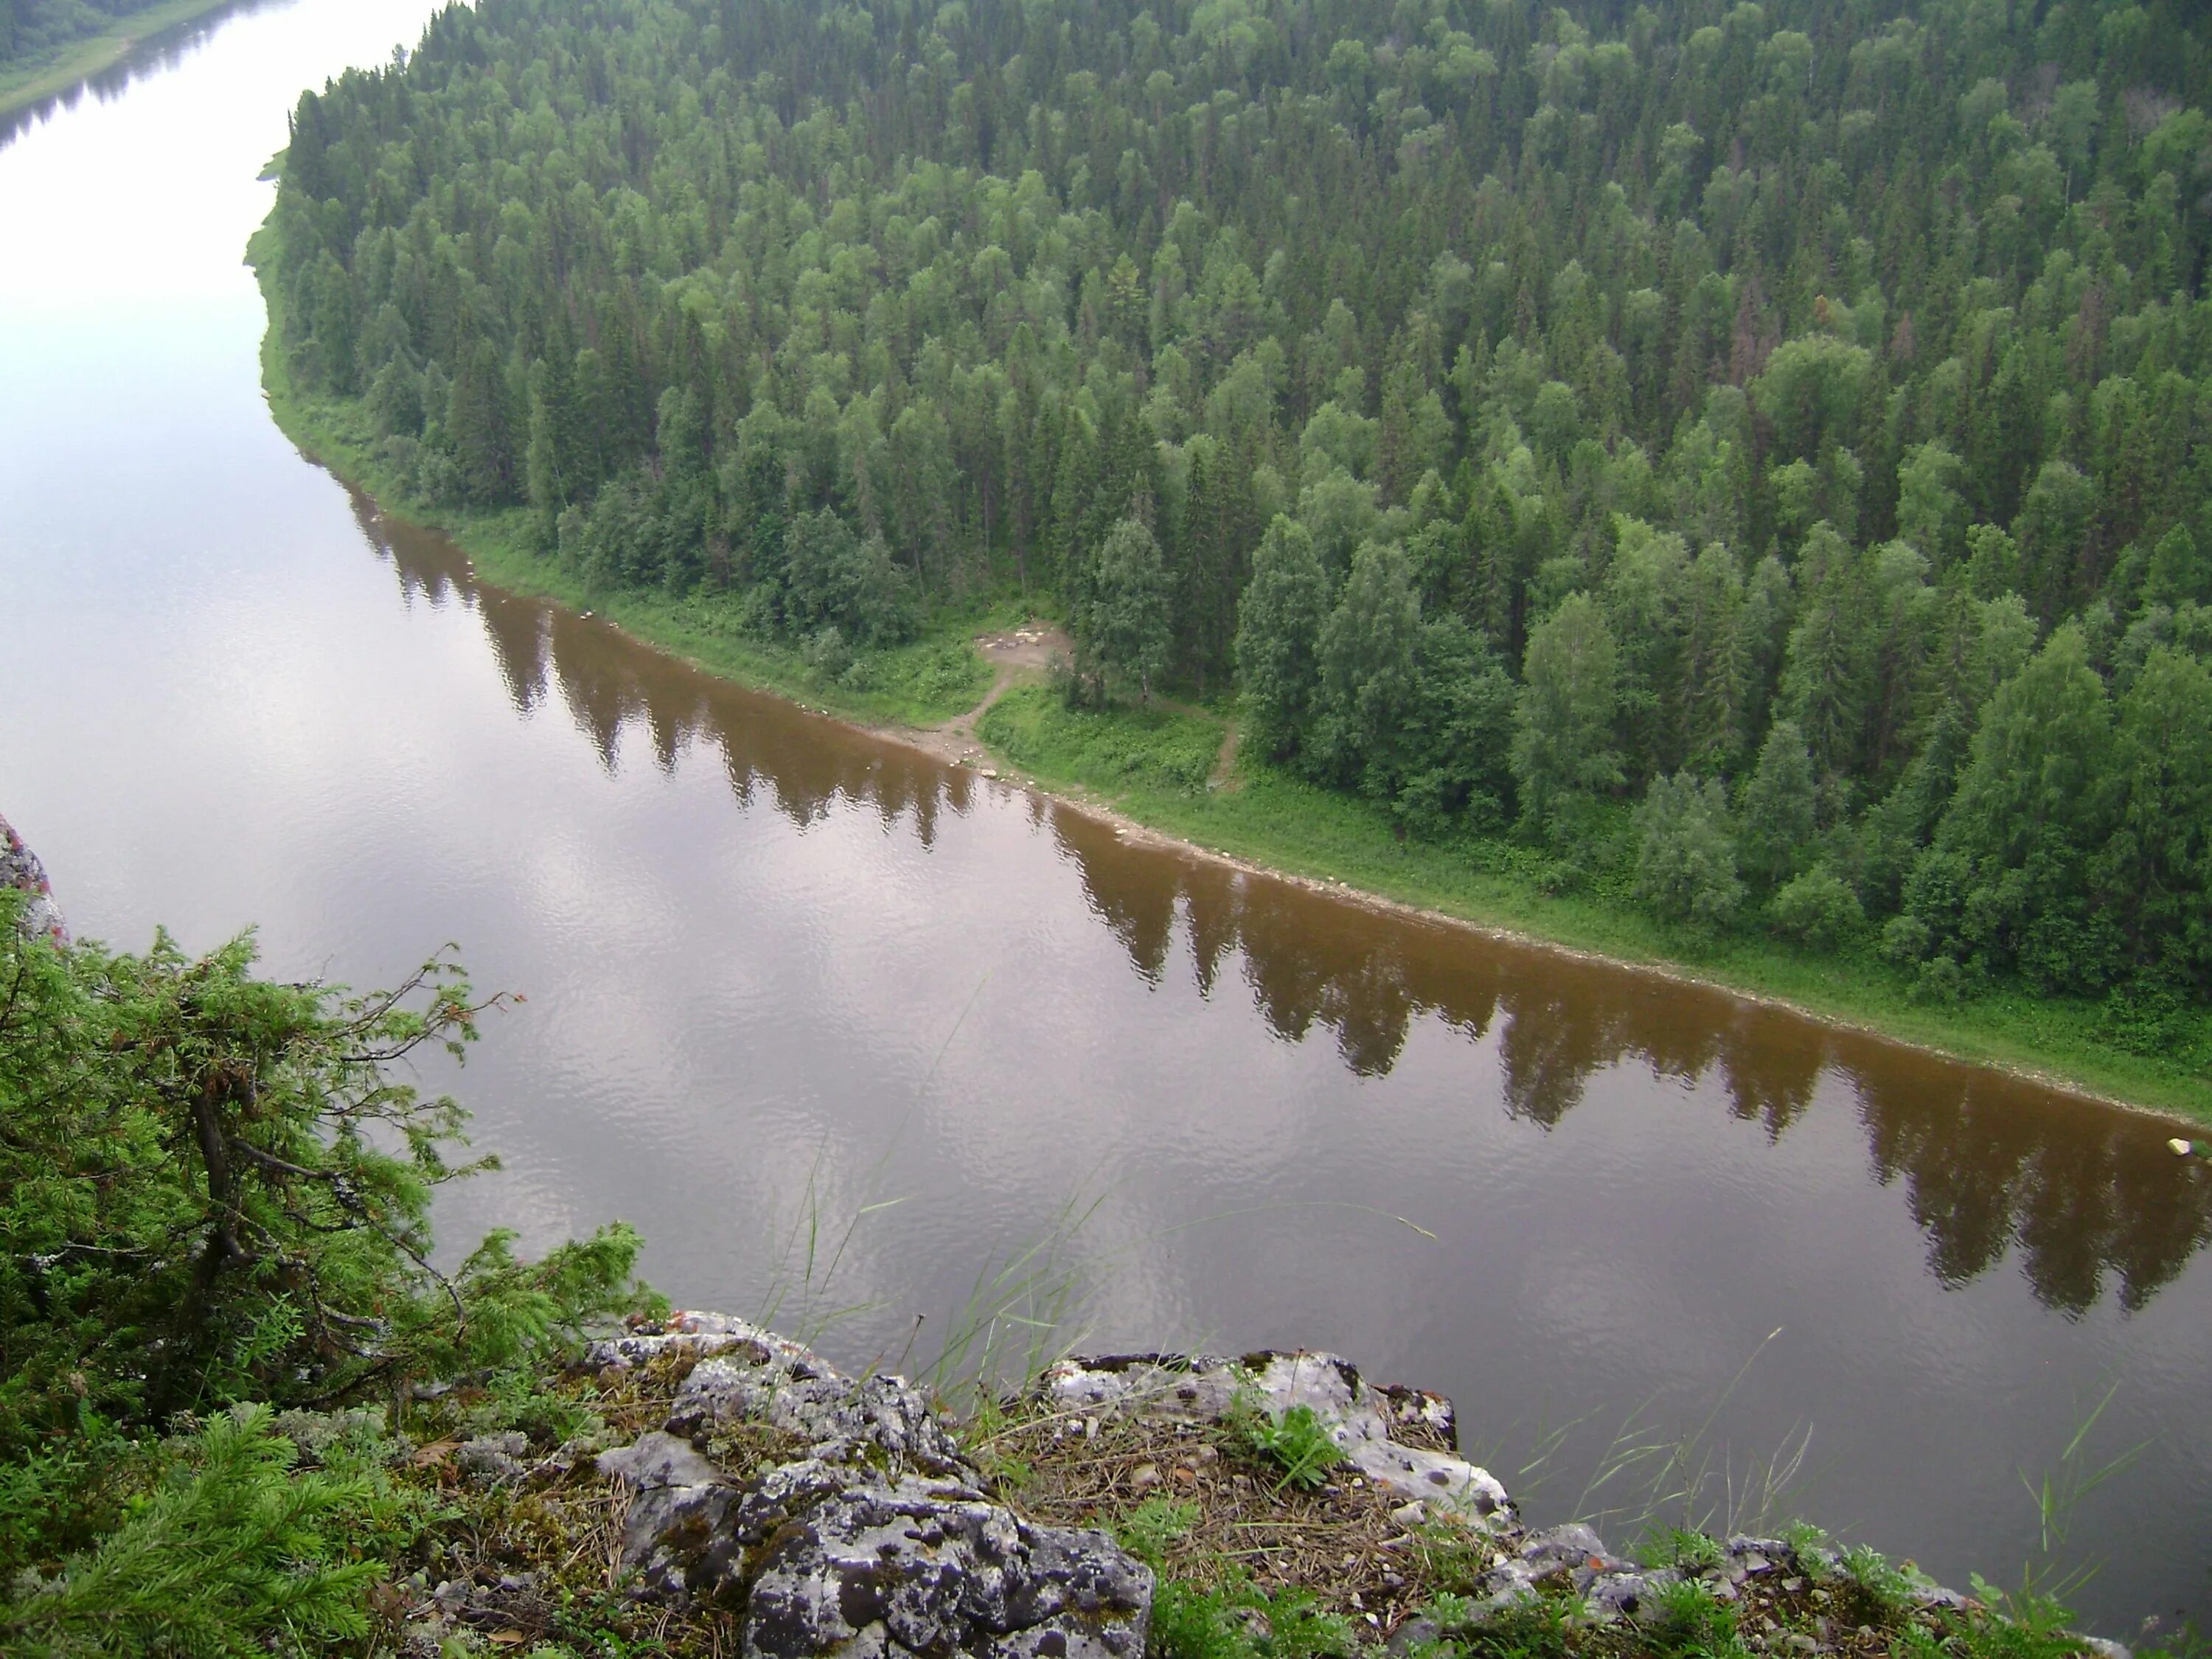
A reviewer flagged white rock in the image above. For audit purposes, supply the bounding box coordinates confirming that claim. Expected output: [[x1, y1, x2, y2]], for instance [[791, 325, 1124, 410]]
[[1040, 1350, 1512, 1529]]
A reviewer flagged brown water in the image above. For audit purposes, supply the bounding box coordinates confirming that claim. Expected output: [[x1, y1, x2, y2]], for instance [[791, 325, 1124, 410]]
[[1, 1, 2208, 1632]]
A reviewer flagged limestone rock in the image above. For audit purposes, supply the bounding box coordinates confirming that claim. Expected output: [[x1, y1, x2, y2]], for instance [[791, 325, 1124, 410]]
[[1512, 1521, 1608, 1578], [1, 813, 66, 945], [1583, 1569, 1680, 1622], [1040, 1349, 1513, 1528], [594, 1311, 964, 1476], [589, 1317, 1152, 1659], [597, 1430, 743, 1604], [744, 1475, 1151, 1659]]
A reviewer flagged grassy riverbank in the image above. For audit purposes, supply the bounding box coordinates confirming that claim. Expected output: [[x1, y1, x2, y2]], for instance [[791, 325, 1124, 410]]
[[980, 684, 2212, 1122], [252, 243, 993, 731], [251, 239, 2212, 1127], [0, 0, 241, 120]]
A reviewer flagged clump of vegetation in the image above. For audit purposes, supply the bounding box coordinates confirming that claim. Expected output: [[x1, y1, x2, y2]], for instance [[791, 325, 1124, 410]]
[[981, 682, 1228, 796], [1152, 1572, 1363, 1659], [0, 897, 657, 1654], [1228, 1394, 1349, 1493]]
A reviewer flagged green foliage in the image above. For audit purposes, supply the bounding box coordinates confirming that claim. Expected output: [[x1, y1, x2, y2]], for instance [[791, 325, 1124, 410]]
[[1767, 866, 1865, 950], [1738, 722, 1819, 890], [1779, 1520, 1833, 1565], [0, 925, 654, 1444], [1112, 1493, 1199, 1565], [1150, 1570, 1360, 1659], [1835, 1542, 1918, 1615], [1236, 517, 1330, 759], [779, 510, 921, 649], [1079, 518, 1175, 703], [1309, 540, 1424, 789], [0, 916, 659, 1634], [1886, 1585, 2098, 1659], [1641, 1526, 1725, 1574], [0, 1408, 391, 1658], [1512, 594, 1623, 840], [1226, 1393, 1345, 1492], [1905, 627, 2124, 992], [1643, 1576, 1751, 1659], [1437, 1593, 1579, 1659], [980, 683, 1225, 796], [1634, 773, 1745, 931]]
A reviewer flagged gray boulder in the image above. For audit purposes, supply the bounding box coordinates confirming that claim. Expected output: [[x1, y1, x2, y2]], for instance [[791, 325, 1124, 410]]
[[1, 813, 66, 945], [597, 1430, 744, 1604], [588, 1316, 1153, 1659], [745, 1474, 1151, 1659]]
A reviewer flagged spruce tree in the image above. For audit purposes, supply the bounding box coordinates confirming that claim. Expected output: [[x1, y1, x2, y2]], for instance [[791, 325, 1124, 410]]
[[1510, 592, 1623, 839], [1235, 517, 1329, 759]]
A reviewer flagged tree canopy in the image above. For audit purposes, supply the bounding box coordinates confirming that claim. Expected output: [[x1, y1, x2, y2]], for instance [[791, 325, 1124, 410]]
[[264, 0, 2212, 1013]]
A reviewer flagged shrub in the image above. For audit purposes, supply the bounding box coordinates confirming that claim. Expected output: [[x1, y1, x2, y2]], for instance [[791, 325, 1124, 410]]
[[0, 925, 655, 1446], [0, 1408, 394, 1658], [804, 623, 853, 680], [1767, 866, 1865, 950], [1633, 773, 1745, 931]]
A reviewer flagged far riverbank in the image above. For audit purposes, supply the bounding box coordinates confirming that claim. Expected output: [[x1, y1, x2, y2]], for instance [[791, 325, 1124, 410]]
[[0, 0, 248, 121], [248, 234, 2212, 1130]]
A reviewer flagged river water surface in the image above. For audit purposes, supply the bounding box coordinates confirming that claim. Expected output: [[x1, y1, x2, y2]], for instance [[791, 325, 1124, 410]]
[[1, 0, 2208, 1633]]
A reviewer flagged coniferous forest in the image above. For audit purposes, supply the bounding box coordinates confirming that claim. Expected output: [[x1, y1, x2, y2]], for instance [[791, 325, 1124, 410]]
[[262, 0, 2212, 1034]]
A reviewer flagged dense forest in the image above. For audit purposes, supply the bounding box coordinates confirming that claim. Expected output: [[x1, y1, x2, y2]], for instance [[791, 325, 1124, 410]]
[[0, 0, 180, 66], [263, 0, 2212, 1028]]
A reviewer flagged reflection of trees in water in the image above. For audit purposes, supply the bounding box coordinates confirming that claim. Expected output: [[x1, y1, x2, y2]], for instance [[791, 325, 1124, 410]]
[[1052, 813, 1175, 986], [1857, 1064, 2212, 1315], [366, 509, 2212, 1320], [0, 0, 294, 150]]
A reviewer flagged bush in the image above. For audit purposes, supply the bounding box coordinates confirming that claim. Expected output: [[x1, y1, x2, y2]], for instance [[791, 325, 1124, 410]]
[[1767, 866, 1865, 950], [1881, 913, 1933, 965], [0, 907, 658, 1462], [804, 623, 854, 680], [1633, 773, 1744, 931], [0, 1408, 395, 1659], [0, 908, 661, 1644], [1912, 956, 1970, 1004]]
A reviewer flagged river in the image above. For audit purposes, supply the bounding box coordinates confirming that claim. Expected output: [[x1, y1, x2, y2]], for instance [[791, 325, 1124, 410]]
[[1, 0, 2207, 1633]]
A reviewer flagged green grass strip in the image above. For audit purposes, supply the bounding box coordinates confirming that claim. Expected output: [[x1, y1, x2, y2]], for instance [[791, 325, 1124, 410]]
[[979, 683, 2212, 1125]]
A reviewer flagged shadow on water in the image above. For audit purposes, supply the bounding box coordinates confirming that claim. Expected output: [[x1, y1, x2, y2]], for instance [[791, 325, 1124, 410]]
[[0, 0, 299, 148], [355, 491, 2212, 1325]]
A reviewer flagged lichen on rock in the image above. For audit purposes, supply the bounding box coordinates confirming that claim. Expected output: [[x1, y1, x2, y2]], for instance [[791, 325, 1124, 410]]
[[1, 812, 66, 945], [586, 1313, 1154, 1658], [1040, 1349, 1514, 1528]]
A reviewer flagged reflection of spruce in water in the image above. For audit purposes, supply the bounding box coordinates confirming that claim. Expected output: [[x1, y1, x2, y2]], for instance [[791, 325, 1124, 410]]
[[364, 456, 2212, 1323]]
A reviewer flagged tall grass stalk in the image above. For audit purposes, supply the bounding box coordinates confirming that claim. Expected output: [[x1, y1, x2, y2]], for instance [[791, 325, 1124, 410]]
[[1563, 1327, 1816, 1542], [2013, 1380, 2151, 1604]]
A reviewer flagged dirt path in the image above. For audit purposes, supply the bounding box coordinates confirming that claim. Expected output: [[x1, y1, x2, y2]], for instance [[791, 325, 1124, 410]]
[[1208, 718, 1241, 789], [905, 623, 1071, 769]]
